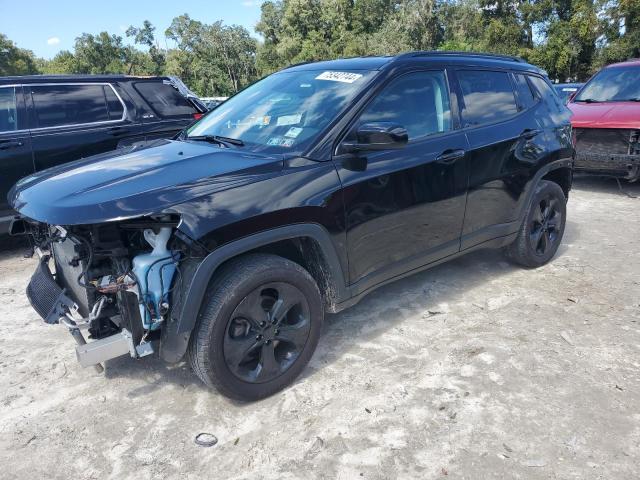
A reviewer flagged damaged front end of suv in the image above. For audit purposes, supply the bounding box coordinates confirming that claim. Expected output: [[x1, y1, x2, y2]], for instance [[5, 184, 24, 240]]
[[11, 214, 202, 371]]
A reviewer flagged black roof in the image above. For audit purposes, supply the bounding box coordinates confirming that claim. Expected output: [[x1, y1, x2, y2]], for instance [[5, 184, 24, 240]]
[[284, 51, 542, 74], [0, 74, 170, 84]]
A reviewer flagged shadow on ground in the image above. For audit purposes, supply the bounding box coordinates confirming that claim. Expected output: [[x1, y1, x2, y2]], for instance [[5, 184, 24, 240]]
[[572, 174, 640, 197]]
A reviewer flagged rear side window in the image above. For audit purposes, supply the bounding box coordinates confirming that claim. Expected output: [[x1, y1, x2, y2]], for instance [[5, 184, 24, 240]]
[[457, 70, 518, 127], [528, 75, 564, 113], [31, 84, 120, 128], [0, 87, 18, 132], [512, 73, 536, 110], [134, 81, 196, 118], [358, 70, 452, 141]]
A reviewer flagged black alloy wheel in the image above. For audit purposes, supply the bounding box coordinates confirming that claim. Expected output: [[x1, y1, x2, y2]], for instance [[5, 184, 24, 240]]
[[187, 253, 323, 401], [506, 179, 567, 268], [223, 282, 311, 383], [529, 196, 562, 256]]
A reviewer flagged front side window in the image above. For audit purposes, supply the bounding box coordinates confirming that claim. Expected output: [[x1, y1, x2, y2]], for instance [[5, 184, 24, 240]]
[[574, 66, 640, 102], [0, 87, 18, 132], [458, 70, 518, 127], [187, 69, 377, 154], [31, 84, 113, 128], [356, 70, 452, 141]]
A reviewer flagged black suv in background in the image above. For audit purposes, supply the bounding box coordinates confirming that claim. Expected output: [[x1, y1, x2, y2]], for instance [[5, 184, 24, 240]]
[[0, 75, 206, 231], [10, 52, 574, 400]]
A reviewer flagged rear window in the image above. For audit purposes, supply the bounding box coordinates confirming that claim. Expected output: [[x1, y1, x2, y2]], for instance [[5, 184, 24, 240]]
[[134, 81, 196, 118], [31, 84, 123, 128], [0, 87, 18, 132], [458, 70, 518, 127]]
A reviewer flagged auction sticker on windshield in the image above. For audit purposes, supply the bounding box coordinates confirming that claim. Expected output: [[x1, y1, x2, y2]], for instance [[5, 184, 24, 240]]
[[315, 71, 363, 83], [285, 127, 303, 138]]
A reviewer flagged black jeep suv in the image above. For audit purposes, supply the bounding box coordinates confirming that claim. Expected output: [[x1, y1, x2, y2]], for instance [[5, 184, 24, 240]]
[[9, 52, 573, 400], [0, 75, 206, 232]]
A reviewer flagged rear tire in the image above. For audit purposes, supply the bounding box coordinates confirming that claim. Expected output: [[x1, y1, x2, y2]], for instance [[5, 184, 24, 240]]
[[506, 180, 566, 268], [187, 253, 323, 401]]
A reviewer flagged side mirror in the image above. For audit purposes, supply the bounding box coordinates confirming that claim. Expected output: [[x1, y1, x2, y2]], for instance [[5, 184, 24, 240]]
[[343, 122, 408, 153]]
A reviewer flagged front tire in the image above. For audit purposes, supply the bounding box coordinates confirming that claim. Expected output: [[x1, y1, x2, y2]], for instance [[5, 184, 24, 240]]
[[506, 180, 567, 268], [187, 254, 323, 401]]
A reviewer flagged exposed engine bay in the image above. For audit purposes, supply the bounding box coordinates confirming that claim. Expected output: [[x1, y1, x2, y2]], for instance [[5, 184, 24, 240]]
[[17, 216, 199, 370]]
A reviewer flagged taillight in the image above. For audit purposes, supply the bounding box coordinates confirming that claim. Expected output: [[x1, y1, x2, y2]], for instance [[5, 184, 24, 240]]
[[193, 113, 203, 120]]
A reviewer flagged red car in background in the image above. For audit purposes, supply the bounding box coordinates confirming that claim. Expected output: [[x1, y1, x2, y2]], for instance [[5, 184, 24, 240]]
[[568, 59, 640, 181]]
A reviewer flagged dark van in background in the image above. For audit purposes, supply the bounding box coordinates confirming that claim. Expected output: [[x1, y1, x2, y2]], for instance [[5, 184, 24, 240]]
[[0, 75, 206, 232]]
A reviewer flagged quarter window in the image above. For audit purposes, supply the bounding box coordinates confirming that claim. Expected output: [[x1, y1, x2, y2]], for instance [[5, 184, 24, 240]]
[[31, 84, 121, 128], [513, 73, 536, 110], [0, 87, 18, 132], [357, 71, 452, 141], [458, 70, 518, 127], [528, 75, 564, 113]]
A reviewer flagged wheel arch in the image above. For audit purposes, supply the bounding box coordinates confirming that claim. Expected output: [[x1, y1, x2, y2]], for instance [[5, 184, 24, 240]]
[[160, 224, 349, 362], [517, 158, 573, 222]]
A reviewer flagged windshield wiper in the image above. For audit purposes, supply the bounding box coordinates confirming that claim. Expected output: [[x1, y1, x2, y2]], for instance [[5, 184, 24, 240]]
[[186, 135, 244, 147], [575, 98, 601, 103]]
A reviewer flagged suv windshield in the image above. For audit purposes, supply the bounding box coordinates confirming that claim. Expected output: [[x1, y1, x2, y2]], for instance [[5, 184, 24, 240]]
[[186, 69, 375, 154], [574, 65, 640, 102]]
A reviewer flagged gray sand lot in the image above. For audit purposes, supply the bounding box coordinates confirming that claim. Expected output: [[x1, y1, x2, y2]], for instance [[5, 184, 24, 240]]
[[0, 176, 639, 480]]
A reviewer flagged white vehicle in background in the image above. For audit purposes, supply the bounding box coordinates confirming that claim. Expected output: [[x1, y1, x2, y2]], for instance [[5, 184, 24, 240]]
[[200, 96, 228, 110]]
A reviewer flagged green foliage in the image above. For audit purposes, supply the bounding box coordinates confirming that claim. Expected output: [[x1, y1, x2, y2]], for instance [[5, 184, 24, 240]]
[[2, 0, 639, 92], [0, 33, 38, 76]]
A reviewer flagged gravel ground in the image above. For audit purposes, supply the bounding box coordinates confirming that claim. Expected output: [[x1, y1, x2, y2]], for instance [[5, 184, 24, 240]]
[[0, 176, 639, 480]]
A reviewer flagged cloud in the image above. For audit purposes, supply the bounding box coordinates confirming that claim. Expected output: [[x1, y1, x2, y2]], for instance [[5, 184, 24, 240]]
[[47, 37, 60, 46]]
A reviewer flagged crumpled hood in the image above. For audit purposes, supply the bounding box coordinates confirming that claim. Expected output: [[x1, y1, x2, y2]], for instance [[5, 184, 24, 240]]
[[569, 101, 640, 129], [9, 139, 283, 225]]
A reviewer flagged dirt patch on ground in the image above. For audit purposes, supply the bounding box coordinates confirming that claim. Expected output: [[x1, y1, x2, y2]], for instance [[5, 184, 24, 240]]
[[0, 176, 639, 479]]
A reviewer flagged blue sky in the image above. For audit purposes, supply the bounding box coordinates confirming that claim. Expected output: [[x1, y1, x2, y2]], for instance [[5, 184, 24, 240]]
[[0, 0, 264, 59]]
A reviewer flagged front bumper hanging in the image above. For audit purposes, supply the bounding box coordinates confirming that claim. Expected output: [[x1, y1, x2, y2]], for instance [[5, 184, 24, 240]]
[[26, 255, 146, 372], [26, 255, 78, 325]]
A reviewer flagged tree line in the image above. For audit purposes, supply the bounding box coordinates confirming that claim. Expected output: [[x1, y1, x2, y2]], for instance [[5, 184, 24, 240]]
[[1, 0, 639, 96]]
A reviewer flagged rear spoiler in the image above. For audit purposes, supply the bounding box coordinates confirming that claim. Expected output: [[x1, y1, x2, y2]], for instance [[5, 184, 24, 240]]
[[164, 77, 208, 113]]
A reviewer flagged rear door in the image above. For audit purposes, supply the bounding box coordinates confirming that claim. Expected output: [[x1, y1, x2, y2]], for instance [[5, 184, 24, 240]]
[[455, 69, 544, 249], [132, 80, 201, 141], [27, 83, 137, 172], [0, 85, 33, 220]]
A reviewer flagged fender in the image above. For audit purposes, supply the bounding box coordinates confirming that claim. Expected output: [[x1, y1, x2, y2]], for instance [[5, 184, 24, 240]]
[[516, 157, 573, 222], [160, 224, 349, 362]]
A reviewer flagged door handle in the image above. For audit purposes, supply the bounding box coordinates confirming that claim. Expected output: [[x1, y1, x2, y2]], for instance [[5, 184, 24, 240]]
[[0, 140, 24, 150], [436, 149, 465, 164], [520, 128, 541, 140]]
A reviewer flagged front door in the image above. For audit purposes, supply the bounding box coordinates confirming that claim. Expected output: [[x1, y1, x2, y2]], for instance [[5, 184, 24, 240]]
[[334, 69, 469, 293]]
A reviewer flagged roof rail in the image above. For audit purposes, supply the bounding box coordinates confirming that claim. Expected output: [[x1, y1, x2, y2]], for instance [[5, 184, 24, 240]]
[[399, 50, 526, 63]]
